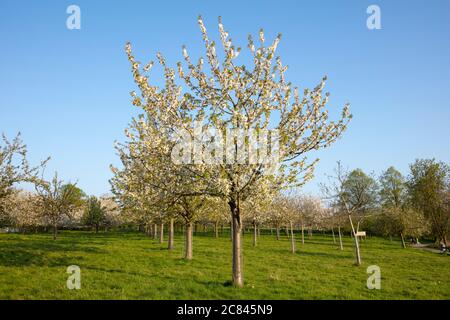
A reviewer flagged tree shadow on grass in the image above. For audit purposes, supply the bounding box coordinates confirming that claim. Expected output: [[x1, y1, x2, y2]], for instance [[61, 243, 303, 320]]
[[81, 265, 145, 277], [0, 239, 107, 267], [0, 248, 46, 267]]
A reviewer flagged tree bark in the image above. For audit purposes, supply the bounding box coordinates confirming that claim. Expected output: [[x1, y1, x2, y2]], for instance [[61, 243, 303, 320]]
[[214, 220, 219, 238], [348, 215, 361, 265], [230, 220, 233, 242], [159, 223, 164, 244], [290, 221, 296, 253], [400, 232, 406, 249], [252, 220, 257, 247], [184, 222, 193, 260], [331, 227, 336, 244], [338, 226, 343, 250], [301, 224, 305, 245], [53, 222, 57, 240], [153, 223, 158, 240], [276, 226, 280, 240], [168, 218, 174, 250], [229, 199, 243, 287]]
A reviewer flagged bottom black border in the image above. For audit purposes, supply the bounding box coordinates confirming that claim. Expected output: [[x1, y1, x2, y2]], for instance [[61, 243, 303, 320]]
[[2, 300, 447, 318]]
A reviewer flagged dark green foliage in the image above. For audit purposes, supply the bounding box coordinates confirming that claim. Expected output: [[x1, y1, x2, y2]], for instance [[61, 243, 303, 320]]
[[407, 159, 450, 244], [82, 196, 106, 233]]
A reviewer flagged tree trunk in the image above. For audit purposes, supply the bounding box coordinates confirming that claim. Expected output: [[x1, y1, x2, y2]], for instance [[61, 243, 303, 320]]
[[290, 221, 296, 253], [348, 215, 361, 265], [338, 226, 343, 250], [214, 220, 219, 238], [168, 218, 174, 250], [53, 222, 57, 240], [159, 223, 164, 243], [276, 226, 280, 240], [95, 225, 99, 233], [400, 232, 406, 249], [184, 222, 193, 260], [229, 199, 243, 287], [230, 221, 233, 242], [153, 223, 158, 240], [252, 220, 257, 247], [331, 227, 336, 244], [301, 224, 305, 245]]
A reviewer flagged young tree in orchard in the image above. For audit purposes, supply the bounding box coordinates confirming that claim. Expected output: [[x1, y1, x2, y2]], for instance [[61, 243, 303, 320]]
[[407, 159, 450, 245], [35, 173, 86, 240], [268, 198, 287, 241], [0, 133, 48, 223], [273, 195, 299, 253], [318, 207, 338, 245], [328, 206, 347, 250], [322, 162, 377, 265], [83, 196, 107, 233], [292, 194, 324, 244], [124, 17, 351, 286], [242, 182, 276, 247]]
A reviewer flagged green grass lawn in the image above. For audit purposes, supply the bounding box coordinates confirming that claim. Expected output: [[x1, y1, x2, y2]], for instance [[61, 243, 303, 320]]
[[0, 230, 449, 299]]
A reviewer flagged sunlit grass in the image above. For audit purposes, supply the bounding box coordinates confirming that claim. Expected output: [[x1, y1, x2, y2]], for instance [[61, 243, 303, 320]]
[[0, 230, 448, 299]]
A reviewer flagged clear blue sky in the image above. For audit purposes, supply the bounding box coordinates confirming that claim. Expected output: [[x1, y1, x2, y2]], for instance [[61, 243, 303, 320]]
[[1, 0, 449, 196]]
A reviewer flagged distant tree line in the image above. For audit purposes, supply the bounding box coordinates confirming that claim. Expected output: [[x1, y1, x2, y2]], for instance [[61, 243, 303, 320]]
[[0, 133, 121, 238]]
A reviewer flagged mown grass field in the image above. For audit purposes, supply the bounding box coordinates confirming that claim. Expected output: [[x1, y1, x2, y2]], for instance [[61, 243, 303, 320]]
[[0, 230, 449, 299]]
